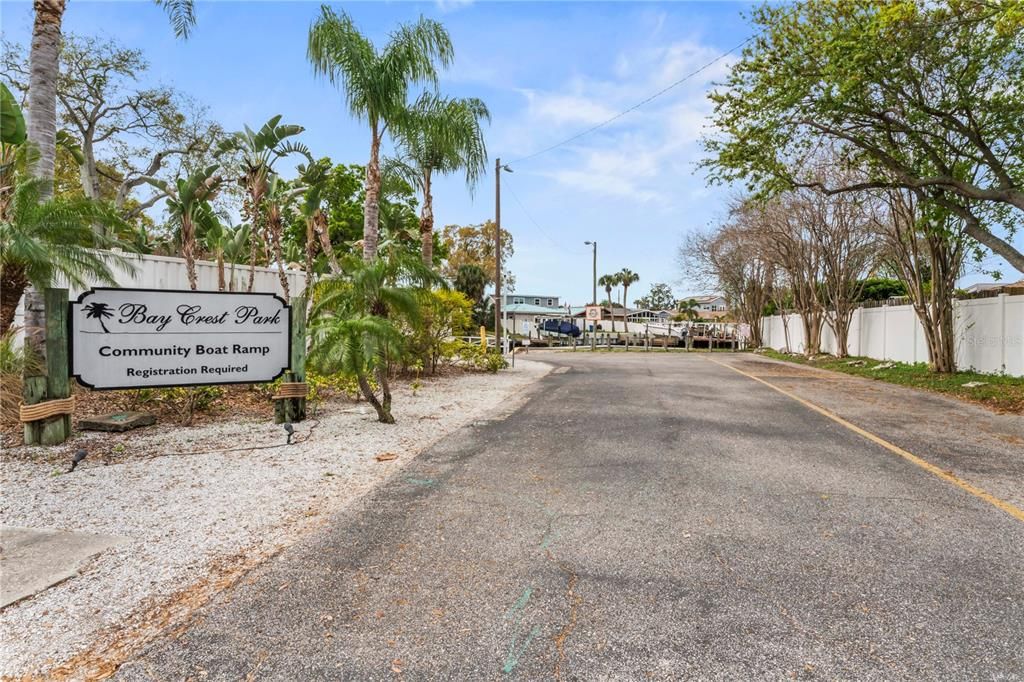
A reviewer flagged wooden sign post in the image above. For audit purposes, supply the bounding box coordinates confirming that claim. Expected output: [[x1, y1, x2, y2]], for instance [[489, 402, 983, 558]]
[[22, 288, 72, 445], [274, 294, 307, 424]]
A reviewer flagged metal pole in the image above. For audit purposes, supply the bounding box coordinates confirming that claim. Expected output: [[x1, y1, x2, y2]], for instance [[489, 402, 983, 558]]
[[494, 157, 502, 349], [590, 241, 597, 352]]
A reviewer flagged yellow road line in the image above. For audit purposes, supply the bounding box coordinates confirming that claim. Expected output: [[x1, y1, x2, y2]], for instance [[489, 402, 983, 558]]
[[707, 356, 1024, 524]]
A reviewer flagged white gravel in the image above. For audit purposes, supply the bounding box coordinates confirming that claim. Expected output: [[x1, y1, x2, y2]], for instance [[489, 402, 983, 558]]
[[0, 360, 549, 677]]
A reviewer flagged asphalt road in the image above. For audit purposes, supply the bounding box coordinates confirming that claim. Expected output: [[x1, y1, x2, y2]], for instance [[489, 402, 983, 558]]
[[117, 353, 1024, 680]]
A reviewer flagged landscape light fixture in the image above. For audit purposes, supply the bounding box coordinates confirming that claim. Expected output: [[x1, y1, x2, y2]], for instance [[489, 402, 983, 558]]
[[68, 448, 88, 473], [283, 422, 294, 445]]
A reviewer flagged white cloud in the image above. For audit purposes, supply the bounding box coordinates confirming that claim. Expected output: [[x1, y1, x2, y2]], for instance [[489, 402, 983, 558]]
[[434, 0, 474, 13]]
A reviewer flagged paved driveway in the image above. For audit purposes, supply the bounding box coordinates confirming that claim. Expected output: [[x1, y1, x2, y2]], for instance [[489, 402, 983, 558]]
[[117, 353, 1024, 680]]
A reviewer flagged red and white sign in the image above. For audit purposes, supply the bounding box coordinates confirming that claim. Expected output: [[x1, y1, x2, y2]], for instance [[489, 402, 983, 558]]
[[584, 305, 602, 321]]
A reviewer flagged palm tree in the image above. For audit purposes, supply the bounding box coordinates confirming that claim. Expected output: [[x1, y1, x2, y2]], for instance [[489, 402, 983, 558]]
[[262, 174, 304, 302], [307, 7, 453, 262], [217, 115, 310, 292], [82, 301, 113, 333], [618, 268, 639, 333], [310, 252, 438, 423], [25, 0, 196, 197], [678, 298, 701, 322], [1, 176, 131, 332], [298, 161, 338, 287], [388, 93, 490, 266], [146, 165, 222, 290], [599, 274, 616, 332], [202, 215, 229, 291]]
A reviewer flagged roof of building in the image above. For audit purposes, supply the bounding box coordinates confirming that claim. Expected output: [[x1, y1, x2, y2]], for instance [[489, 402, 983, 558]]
[[503, 303, 570, 315], [683, 294, 727, 304]]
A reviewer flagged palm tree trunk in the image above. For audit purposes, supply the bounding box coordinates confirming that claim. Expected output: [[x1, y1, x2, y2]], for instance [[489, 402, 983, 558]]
[[363, 123, 382, 262], [420, 169, 434, 267], [270, 218, 290, 302], [622, 285, 629, 333], [217, 251, 226, 291], [305, 216, 315, 295], [313, 211, 340, 275], [247, 232, 258, 292], [27, 0, 66, 198], [182, 219, 198, 291], [0, 265, 29, 334]]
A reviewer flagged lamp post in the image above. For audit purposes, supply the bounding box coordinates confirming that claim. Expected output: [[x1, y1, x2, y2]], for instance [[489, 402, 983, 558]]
[[584, 240, 597, 351], [494, 158, 513, 353]]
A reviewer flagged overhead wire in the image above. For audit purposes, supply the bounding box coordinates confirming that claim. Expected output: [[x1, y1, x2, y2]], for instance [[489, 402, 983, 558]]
[[503, 177, 587, 254]]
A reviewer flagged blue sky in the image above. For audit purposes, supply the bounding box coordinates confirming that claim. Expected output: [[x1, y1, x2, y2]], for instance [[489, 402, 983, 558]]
[[0, 0, 1010, 303]]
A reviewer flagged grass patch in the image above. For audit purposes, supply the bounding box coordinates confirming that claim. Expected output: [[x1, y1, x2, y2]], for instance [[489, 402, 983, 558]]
[[760, 349, 1024, 414]]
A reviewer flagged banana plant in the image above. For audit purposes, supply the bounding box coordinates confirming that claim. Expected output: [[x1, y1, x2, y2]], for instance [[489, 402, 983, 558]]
[[217, 115, 311, 292], [145, 165, 223, 290]]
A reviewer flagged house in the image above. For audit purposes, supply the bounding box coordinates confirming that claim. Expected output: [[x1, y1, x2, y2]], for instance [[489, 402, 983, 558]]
[[963, 280, 1024, 295], [497, 294, 569, 337], [502, 294, 561, 308], [679, 294, 730, 320]]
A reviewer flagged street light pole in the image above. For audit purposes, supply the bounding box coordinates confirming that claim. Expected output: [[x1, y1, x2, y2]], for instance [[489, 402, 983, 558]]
[[494, 158, 513, 353]]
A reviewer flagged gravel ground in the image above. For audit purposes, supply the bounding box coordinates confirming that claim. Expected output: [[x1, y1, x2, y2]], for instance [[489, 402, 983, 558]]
[[0, 360, 549, 678]]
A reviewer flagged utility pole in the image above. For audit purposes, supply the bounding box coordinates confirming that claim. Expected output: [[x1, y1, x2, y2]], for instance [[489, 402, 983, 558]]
[[494, 158, 512, 352], [494, 157, 502, 348], [585, 240, 597, 351]]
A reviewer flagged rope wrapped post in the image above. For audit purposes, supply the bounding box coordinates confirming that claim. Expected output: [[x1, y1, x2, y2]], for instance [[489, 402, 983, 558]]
[[275, 294, 307, 424], [22, 288, 72, 445]]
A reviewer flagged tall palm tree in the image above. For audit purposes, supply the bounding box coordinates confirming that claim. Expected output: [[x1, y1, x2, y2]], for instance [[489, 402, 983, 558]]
[[1, 176, 131, 332], [146, 165, 222, 290], [388, 93, 490, 266], [618, 268, 639, 333], [217, 115, 310, 292], [599, 273, 616, 332], [307, 7, 453, 262], [298, 161, 338, 285], [25, 0, 196, 197]]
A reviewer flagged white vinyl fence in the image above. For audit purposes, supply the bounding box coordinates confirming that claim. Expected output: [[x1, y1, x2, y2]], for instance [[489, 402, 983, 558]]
[[762, 294, 1024, 376], [13, 252, 305, 334]]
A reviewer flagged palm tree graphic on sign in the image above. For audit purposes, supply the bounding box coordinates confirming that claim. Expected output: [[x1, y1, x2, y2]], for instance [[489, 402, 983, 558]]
[[82, 301, 114, 333]]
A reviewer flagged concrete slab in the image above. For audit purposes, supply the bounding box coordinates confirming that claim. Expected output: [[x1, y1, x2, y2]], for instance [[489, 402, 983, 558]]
[[0, 526, 127, 608], [78, 411, 156, 432]]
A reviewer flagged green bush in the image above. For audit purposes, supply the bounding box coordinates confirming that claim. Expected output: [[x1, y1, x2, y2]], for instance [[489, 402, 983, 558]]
[[440, 339, 508, 373]]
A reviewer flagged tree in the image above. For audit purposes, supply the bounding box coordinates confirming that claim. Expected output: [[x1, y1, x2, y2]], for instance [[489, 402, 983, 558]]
[[310, 252, 437, 423], [440, 221, 514, 289], [217, 115, 310, 291], [24, 0, 196, 198], [677, 298, 701, 322], [308, 7, 453, 262], [453, 263, 488, 328], [703, 0, 1024, 272], [872, 190, 965, 372], [146, 165, 222, 290], [388, 93, 490, 266], [634, 282, 675, 310], [598, 274, 616, 332], [3, 35, 223, 232], [617, 268, 639, 332], [1, 176, 131, 332]]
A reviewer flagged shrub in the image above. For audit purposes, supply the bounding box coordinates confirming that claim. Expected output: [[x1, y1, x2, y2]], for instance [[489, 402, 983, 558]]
[[440, 339, 508, 373], [156, 386, 225, 425]]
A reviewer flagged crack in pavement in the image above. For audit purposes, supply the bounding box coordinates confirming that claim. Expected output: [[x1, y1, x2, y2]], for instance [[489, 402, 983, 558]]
[[546, 549, 582, 681]]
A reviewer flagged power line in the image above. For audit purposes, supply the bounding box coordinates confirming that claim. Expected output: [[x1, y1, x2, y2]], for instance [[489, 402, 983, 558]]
[[503, 177, 586, 254], [508, 34, 756, 165]]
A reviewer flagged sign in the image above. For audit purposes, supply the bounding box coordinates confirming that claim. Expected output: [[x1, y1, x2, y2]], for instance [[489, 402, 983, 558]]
[[584, 305, 602, 321], [70, 288, 291, 390]]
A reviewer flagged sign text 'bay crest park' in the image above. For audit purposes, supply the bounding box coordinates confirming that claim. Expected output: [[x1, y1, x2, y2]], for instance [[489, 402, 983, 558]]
[[70, 288, 292, 390]]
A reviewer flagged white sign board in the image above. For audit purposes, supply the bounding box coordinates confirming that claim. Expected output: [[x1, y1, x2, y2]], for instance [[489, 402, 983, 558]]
[[585, 305, 602, 321], [70, 288, 291, 390]]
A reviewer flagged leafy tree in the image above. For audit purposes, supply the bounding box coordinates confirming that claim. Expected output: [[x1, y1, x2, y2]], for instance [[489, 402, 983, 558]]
[[23, 0, 196, 198], [453, 263, 488, 328], [3, 35, 223, 229], [858, 277, 907, 302], [414, 288, 473, 373], [440, 221, 514, 290], [308, 7, 453, 262], [634, 282, 676, 310], [388, 93, 490, 265], [703, 0, 1024, 272]]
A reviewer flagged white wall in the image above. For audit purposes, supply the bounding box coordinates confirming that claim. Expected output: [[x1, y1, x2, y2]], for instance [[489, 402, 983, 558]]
[[13, 252, 305, 333], [762, 294, 1024, 376]]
